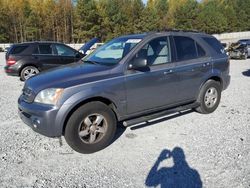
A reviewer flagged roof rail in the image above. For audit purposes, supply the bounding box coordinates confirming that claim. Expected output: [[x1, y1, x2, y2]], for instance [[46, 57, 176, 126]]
[[156, 28, 204, 33]]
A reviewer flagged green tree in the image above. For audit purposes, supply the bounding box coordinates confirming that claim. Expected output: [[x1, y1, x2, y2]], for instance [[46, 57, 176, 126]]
[[173, 0, 199, 30], [196, 0, 228, 34], [74, 0, 100, 42], [155, 0, 169, 30]]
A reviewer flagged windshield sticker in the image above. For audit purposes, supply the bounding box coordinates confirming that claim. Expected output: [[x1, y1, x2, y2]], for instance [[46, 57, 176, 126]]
[[126, 39, 142, 43]]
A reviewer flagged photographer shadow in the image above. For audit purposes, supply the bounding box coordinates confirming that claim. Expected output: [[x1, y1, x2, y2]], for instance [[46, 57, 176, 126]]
[[145, 147, 202, 188], [242, 69, 250, 77]]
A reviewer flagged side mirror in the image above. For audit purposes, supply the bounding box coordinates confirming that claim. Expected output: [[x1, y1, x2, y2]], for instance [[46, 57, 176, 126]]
[[75, 52, 82, 58], [129, 57, 148, 70]]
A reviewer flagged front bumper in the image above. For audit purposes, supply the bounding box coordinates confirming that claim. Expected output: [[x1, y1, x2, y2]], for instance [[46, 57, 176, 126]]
[[18, 97, 61, 137], [4, 65, 19, 76]]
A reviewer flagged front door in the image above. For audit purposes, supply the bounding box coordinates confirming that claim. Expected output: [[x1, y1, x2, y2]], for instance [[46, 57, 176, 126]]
[[53, 44, 78, 65], [125, 37, 179, 115]]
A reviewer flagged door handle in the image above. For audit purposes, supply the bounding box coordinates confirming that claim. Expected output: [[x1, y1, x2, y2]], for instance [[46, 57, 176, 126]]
[[164, 69, 173, 75], [203, 62, 210, 67]]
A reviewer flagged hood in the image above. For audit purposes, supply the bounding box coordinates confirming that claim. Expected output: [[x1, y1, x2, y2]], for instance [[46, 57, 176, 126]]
[[79, 38, 100, 54], [25, 62, 113, 93]]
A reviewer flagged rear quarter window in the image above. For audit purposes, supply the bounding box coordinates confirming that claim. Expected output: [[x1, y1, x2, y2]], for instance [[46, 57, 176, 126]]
[[203, 37, 224, 54], [174, 36, 201, 61], [10, 45, 29, 55]]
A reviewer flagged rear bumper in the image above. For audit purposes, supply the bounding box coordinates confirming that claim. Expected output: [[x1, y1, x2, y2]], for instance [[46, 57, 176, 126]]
[[4, 65, 19, 76]]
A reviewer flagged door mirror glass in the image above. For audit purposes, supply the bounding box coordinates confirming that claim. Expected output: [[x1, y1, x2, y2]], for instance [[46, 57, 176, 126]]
[[129, 56, 148, 70]]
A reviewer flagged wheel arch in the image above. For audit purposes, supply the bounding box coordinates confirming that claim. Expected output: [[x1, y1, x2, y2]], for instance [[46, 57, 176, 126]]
[[196, 75, 223, 100], [19, 63, 40, 76], [62, 96, 119, 135]]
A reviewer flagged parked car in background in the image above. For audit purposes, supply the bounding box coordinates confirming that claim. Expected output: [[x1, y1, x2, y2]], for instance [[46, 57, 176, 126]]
[[4, 42, 84, 81], [0, 47, 4, 52], [78, 38, 103, 56], [228, 42, 248, 59], [4, 47, 10, 52], [18, 31, 230, 154], [238, 39, 250, 57]]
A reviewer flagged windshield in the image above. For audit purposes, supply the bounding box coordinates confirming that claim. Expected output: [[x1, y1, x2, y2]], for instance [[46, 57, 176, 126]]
[[83, 37, 143, 65]]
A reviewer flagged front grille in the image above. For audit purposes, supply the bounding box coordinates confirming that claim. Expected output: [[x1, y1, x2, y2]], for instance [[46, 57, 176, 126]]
[[22, 87, 35, 103]]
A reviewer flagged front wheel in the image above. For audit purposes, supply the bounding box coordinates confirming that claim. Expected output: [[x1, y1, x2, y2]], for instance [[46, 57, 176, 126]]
[[195, 80, 221, 114], [64, 102, 117, 154]]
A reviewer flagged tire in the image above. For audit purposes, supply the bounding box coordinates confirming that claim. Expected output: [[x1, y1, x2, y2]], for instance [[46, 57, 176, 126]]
[[244, 53, 248, 60], [20, 66, 39, 81], [195, 80, 221, 114], [64, 101, 117, 154]]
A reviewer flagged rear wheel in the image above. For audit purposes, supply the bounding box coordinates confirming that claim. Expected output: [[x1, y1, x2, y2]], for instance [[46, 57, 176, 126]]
[[20, 66, 39, 81], [195, 80, 221, 114], [64, 101, 117, 154]]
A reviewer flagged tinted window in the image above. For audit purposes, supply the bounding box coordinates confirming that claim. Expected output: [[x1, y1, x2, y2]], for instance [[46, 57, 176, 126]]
[[55, 44, 75, 56], [10, 45, 28, 54], [203, 37, 224, 54], [136, 37, 171, 66], [174, 36, 197, 60], [33, 47, 39, 54], [197, 43, 206, 57], [39, 44, 53, 55]]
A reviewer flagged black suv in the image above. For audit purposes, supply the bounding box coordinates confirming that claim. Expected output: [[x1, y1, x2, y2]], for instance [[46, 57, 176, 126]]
[[4, 42, 84, 80], [18, 31, 230, 153]]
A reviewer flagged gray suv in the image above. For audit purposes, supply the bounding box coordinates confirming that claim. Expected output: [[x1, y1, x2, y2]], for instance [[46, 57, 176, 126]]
[[18, 31, 230, 153]]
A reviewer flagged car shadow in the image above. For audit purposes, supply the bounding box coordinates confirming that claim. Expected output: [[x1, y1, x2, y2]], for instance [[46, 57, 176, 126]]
[[242, 69, 250, 77], [110, 110, 193, 146], [130, 109, 194, 130], [110, 122, 126, 144], [145, 147, 202, 188]]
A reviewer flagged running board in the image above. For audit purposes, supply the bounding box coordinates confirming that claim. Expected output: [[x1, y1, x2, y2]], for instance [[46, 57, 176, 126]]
[[123, 102, 198, 127]]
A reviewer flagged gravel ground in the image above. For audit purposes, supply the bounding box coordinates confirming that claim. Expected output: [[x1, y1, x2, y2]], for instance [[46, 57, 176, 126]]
[[0, 52, 249, 188]]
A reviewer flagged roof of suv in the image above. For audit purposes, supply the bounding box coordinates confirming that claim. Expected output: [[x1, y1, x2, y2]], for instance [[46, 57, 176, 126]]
[[12, 41, 65, 46], [121, 30, 212, 40]]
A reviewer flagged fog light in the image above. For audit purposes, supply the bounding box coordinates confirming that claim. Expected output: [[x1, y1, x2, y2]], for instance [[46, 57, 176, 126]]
[[33, 119, 40, 128]]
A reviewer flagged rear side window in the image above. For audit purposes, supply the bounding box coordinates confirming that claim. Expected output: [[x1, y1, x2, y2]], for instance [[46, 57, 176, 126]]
[[203, 37, 224, 54], [10, 45, 28, 55], [197, 43, 206, 57], [38, 44, 53, 55], [174, 36, 197, 61]]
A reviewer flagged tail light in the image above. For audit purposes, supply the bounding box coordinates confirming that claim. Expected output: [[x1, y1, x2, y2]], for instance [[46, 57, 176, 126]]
[[6, 58, 16, 65]]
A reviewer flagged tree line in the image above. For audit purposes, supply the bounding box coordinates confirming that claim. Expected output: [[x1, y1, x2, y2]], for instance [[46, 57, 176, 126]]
[[0, 0, 249, 43]]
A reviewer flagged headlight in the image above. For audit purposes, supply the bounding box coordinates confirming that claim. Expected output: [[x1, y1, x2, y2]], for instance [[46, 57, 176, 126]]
[[34, 88, 64, 105]]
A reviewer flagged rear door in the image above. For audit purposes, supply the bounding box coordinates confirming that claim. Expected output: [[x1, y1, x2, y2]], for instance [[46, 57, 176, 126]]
[[53, 43, 79, 65], [172, 36, 212, 102], [32, 44, 61, 70]]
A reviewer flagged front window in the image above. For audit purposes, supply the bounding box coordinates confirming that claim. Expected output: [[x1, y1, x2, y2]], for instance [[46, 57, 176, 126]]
[[135, 37, 171, 66], [83, 37, 143, 65], [55, 44, 75, 56]]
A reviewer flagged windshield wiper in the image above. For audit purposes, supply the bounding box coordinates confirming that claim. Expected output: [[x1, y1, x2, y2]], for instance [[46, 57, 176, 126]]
[[82, 60, 100, 65]]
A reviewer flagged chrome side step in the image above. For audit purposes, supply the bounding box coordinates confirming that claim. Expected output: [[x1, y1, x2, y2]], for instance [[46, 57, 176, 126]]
[[123, 102, 198, 127]]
